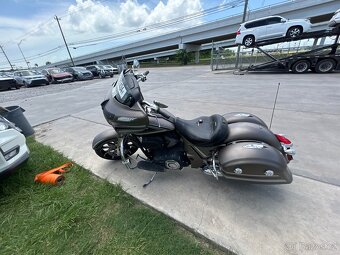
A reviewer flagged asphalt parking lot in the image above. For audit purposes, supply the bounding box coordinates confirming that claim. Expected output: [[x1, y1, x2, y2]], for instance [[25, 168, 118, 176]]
[[1, 66, 340, 254]]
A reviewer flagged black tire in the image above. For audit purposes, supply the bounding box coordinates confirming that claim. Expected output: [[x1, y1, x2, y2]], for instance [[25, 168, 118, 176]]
[[291, 60, 310, 73], [94, 138, 138, 160], [243, 35, 255, 47], [287, 26, 303, 38], [315, 59, 336, 73], [45, 81, 50, 85], [110, 74, 114, 78]]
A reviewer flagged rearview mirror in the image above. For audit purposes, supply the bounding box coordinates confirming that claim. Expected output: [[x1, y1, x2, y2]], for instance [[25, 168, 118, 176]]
[[281, 18, 286, 23]]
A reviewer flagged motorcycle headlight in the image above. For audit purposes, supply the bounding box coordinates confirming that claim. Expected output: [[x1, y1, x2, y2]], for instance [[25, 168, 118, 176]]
[[0, 121, 9, 131]]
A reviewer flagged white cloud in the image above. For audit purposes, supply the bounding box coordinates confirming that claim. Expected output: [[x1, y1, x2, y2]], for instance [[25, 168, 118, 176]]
[[63, 0, 202, 34], [145, 0, 202, 25]]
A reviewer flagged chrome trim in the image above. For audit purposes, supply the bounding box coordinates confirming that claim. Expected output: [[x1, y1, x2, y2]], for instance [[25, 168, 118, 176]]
[[282, 143, 296, 156]]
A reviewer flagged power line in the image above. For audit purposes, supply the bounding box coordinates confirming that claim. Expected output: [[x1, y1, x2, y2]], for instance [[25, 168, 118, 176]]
[[4, 0, 112, 45], [69, 1, 245, 47], [3, 1, 244, 65], [1, 0, 292, 68]]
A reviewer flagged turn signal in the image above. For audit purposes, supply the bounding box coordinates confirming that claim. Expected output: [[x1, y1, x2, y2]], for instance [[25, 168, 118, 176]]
[[236, 29, 241, 35]]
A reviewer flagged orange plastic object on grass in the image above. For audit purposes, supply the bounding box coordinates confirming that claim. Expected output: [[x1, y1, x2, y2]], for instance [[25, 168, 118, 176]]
[[34, 162, 73, 186]]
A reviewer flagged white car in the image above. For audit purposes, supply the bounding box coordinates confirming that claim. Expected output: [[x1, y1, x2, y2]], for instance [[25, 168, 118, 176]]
[[13, 70, 49, 87], [329, 9, 340, 27], [104, 65, 119, 74], [0, 116, 29, 177], [235, 16, 312, 47]]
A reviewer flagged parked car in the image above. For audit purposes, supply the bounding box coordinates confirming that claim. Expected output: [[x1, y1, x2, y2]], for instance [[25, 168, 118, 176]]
[[329, 9, 340, 27], [235, 15, 312, 47], [0, 74, 19, 91], [98, 65, 114, 77], [0, 116, 29, 178], [64, 66, 93, 81], [41, 68, 73, 83], [13, 70, 49, 87], [103, 65, 118, 74], [86, 65, 113, 78]]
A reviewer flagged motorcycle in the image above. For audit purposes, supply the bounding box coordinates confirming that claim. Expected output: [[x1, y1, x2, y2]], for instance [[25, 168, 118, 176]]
[[92, 69, 295, 184]]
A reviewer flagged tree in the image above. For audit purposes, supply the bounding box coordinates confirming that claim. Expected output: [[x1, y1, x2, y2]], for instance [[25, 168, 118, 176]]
[[176, 49, 192, 65]]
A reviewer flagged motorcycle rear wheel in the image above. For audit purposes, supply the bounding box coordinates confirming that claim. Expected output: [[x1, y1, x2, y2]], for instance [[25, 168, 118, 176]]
[[94, 138, 138, 160]]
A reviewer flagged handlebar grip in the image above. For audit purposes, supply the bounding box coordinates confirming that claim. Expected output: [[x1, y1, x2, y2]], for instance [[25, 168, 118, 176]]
[[158, 108, 171, 119], [143, 71, 149, 76]]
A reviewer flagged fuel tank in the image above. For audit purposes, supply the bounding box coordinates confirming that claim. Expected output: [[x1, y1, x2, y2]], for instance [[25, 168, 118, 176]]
[[223, 112, 268, 128], [102, 97, 148, 132], [225, 122, 282, 151], [218, 142, 292, 184]]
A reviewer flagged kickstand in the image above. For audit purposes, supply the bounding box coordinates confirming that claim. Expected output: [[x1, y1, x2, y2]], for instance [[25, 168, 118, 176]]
[[143, 172, 157, 188]]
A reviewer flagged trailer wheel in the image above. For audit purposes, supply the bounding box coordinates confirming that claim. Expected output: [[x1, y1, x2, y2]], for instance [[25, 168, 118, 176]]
[[243, 35, 255, 47], [315, 59, 336, 73], [287, 26, 302, 38], [291, 60, 310, 73]]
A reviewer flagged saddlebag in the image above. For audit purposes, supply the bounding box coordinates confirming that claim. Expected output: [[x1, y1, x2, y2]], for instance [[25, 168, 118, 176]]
[[218, 142, 292, 184]]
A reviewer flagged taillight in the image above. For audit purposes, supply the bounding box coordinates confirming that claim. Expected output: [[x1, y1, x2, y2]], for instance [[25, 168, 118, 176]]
[[236, 29, 241, 35], [275, 134, 292, 145]]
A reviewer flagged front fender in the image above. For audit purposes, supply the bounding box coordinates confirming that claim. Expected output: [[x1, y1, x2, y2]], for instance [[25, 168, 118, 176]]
[[92, 129, 119, 149]]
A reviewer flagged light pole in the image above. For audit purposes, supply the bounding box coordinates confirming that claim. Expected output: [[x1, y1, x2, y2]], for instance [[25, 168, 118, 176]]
[[54, 15, 75, 66], [18, 39, 30, 69], [235, 0, 249, 69], [0, 45, 14, 70]]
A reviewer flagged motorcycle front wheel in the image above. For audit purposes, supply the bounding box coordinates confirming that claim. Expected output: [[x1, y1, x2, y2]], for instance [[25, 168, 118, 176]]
[[94, 138, 138, 160]]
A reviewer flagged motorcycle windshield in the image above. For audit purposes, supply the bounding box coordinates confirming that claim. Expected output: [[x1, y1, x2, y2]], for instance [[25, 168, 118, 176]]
[[112, 72, 128, 103]]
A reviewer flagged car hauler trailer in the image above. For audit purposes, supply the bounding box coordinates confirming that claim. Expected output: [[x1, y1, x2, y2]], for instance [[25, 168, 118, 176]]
[[240, 28, 340, 73]]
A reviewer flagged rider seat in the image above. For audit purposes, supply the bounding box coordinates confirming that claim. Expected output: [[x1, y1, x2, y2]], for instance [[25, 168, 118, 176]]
[[175, 114, 229, 147]]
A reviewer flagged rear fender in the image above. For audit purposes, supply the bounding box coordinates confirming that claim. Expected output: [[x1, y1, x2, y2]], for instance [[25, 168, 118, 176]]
[[223, 112, 268, 128], [92, 129, 119, 149], [225, 122, 282, 151]]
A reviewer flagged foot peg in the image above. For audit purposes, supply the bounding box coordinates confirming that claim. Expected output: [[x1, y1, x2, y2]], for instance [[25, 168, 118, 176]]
[[137, 161, 165, 172]]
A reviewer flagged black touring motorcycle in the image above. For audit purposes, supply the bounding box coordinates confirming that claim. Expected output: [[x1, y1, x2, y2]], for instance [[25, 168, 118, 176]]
[[92, 69, 295, 184]]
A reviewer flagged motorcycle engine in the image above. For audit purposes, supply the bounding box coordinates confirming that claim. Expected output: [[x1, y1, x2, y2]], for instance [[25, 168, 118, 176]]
[[141, 133, 190, 170]]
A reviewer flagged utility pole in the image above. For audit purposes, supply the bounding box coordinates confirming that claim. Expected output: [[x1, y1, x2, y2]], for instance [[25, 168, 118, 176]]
[[235, 0, 249, 69], [54, 15, 75, 66], [18, 39, 30, 69], [0, 45, 14, 70]]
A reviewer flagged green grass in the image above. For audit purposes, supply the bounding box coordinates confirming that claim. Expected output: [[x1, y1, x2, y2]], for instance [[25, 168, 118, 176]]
[[0, 138, 228, 255]]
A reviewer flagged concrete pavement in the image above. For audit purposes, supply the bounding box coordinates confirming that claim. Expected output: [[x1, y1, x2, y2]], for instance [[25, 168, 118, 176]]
[[2, 66, 340, 254]]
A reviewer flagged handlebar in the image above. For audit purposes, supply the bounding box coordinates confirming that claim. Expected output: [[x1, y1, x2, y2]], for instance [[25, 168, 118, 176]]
[[158, 108, 171, 119], [136, 70, 149, 82], [142, 100, 173, 120]]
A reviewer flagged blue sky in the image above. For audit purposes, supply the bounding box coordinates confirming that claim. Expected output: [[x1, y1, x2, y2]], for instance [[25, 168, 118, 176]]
[[0, 0, 285, 69]]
